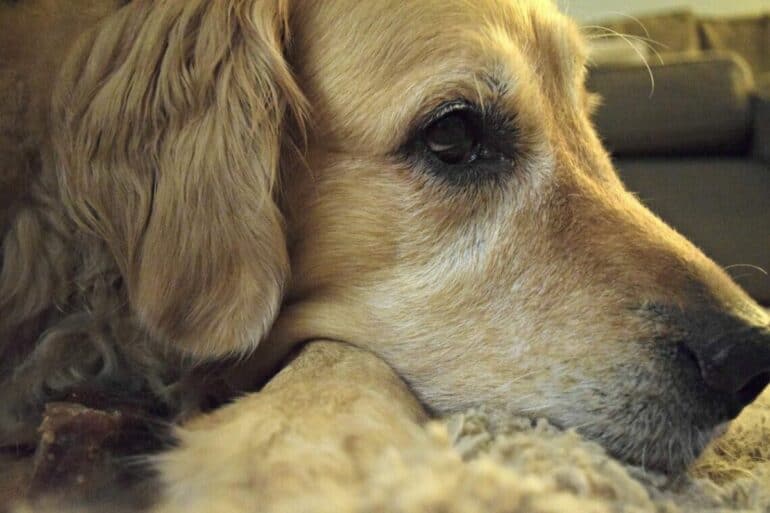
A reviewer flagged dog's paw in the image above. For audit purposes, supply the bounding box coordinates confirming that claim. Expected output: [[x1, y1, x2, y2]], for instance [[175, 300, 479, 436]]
[[151, 341, 428, 513]]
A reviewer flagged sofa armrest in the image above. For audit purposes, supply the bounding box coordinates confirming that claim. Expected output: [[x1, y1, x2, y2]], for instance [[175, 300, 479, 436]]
[[587, 51, 754, 157], [752, 78, 770, 164]]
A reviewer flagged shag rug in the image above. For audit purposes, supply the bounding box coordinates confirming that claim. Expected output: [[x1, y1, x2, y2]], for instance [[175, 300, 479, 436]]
[[9, 359, 770, 513], [424, 400, 770, 513], [235, 402, 770, 513]]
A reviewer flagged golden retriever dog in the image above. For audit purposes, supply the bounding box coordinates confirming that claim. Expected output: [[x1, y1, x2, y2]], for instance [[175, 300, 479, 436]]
[[2, 0, 770, 505]]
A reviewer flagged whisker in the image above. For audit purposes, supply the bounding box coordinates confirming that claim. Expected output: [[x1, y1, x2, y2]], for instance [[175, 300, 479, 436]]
[[585, 31, 666, 67], [517, 402, 556, 413], [506, 369, 541, 385], [582, 26, 662, 97], [724, 263, 769, 276], [602, 11, 653, 40], [583, 27, 666, 48]]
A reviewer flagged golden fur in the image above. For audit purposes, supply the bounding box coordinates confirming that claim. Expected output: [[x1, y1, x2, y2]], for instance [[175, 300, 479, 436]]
[[1, 0, 770, 504]]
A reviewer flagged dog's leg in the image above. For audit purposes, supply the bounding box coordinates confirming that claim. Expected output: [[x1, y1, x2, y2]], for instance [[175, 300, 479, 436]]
[[151, 341, 428, 513]]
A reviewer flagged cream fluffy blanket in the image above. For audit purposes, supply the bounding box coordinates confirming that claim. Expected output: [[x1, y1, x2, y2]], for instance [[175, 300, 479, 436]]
[[150, 342, 770, 513], [229, 407, 770, 513], [428, 405, 770, 513], [16, 342, 770, 513]]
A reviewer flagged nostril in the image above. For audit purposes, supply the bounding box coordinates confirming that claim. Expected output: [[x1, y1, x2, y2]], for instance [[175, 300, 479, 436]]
[[677, 342, 701, 375], [677, 340, 770, 423], [737, 372, 770, 407], [677, 340, 770, 412], [678, 320, 770, 395], [677, 334, 770, 418]]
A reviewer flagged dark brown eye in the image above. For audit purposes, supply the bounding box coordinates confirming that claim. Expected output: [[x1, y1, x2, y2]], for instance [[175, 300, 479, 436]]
[[423, 111, 480, 165]]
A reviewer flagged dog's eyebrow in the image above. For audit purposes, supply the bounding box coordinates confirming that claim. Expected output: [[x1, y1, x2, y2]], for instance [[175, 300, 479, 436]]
[[479, 72, 510, 98]]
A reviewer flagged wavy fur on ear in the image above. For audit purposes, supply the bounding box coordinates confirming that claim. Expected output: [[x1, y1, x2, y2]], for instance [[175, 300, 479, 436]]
[[53, 0, 306, 358]]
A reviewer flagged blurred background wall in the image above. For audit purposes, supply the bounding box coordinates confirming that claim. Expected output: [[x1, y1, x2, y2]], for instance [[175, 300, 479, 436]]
[[558, 0, 769, 21]]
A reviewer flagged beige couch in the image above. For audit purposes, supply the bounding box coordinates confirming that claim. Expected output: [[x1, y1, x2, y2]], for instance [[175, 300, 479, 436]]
[[586, 11, 770, 303]]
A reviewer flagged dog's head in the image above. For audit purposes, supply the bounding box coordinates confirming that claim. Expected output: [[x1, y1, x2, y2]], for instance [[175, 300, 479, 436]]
[[53, 0, 770, 472]]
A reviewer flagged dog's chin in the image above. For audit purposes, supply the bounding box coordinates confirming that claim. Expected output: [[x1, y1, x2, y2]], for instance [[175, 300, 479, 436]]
[[578, 421, 725, 474], [562, 377, 737, 474], [470, 401, 723, 474], [547, 340, 750, 473], [494, 365, 739, 473]]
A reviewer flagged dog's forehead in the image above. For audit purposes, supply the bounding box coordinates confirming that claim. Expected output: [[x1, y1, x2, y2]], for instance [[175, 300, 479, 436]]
[[293, 0, 585, 150]]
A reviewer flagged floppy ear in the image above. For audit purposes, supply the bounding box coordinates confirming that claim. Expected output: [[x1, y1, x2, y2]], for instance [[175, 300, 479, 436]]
[[52, 1, 306, 359]]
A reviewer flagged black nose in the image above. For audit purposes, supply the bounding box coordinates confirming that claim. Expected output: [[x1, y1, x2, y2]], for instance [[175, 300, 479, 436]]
[[681, 320, 770, 410]]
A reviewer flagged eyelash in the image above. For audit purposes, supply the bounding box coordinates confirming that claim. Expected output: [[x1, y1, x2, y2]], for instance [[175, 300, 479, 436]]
[[423, 100, 478, 129]]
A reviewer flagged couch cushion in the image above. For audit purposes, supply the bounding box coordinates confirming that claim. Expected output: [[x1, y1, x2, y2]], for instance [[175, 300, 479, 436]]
[[754, 87, 770, 163], [587, 51, 754, 156], [700, 15, 770, 77]]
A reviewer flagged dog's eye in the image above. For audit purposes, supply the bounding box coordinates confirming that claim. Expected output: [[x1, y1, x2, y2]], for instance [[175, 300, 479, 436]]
[[403, 101, 517, 186], [423, 110, 480, 165]]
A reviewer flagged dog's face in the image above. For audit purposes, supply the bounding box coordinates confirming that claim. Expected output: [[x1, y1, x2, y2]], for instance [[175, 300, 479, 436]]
[[275, 0, 770, 472], [53, 0, 770, 473]]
